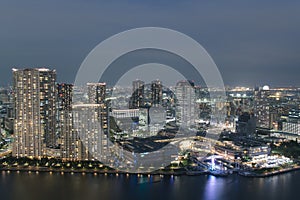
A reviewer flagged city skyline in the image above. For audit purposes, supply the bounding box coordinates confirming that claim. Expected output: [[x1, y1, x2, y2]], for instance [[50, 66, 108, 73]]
[[1, 1, 300, 200], [2, 66, 300, 169], [1, 63, 300, 200]]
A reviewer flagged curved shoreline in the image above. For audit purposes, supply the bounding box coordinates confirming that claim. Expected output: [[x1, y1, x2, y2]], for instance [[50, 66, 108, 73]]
[[0, 166, 186, 176], [1, 165, 300, 177]]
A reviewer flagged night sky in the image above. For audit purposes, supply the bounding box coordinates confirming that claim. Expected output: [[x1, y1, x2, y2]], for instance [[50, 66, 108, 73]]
[[1, 0, 300, 87]]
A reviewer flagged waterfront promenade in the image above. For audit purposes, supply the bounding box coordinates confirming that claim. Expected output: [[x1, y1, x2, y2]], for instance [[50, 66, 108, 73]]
[[1, 164, 299, 178]]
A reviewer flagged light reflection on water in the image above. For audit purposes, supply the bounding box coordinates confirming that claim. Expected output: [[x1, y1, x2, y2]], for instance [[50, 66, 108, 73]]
[[0, 171, 298, 200], [203, 175, 219, 200]]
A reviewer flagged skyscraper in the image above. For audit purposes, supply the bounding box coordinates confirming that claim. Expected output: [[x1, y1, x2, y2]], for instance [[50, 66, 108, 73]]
[[12, 68, 56, 158], [175, 80, 196, 128], [57, 83, 79, 160], [151, 80, 162, 107], [254, 86, 271, 129], [131, 80, 144, 108], [87, 83, 108, 134], [73, 104, 107, 161], [82, 83, 109, 161]]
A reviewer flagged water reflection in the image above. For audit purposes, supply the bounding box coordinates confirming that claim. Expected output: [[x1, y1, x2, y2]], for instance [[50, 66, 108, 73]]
[[0, 171, 298, 200]]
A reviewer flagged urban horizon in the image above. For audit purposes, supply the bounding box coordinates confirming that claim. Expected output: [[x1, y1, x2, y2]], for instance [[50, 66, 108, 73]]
[[1, 1, 300, 200], [1, 66, 300, 174], [1, 67, 300, 89]]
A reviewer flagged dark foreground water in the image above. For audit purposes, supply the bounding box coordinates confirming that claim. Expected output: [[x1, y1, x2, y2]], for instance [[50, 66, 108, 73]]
[[0, 170, 299, 200]]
